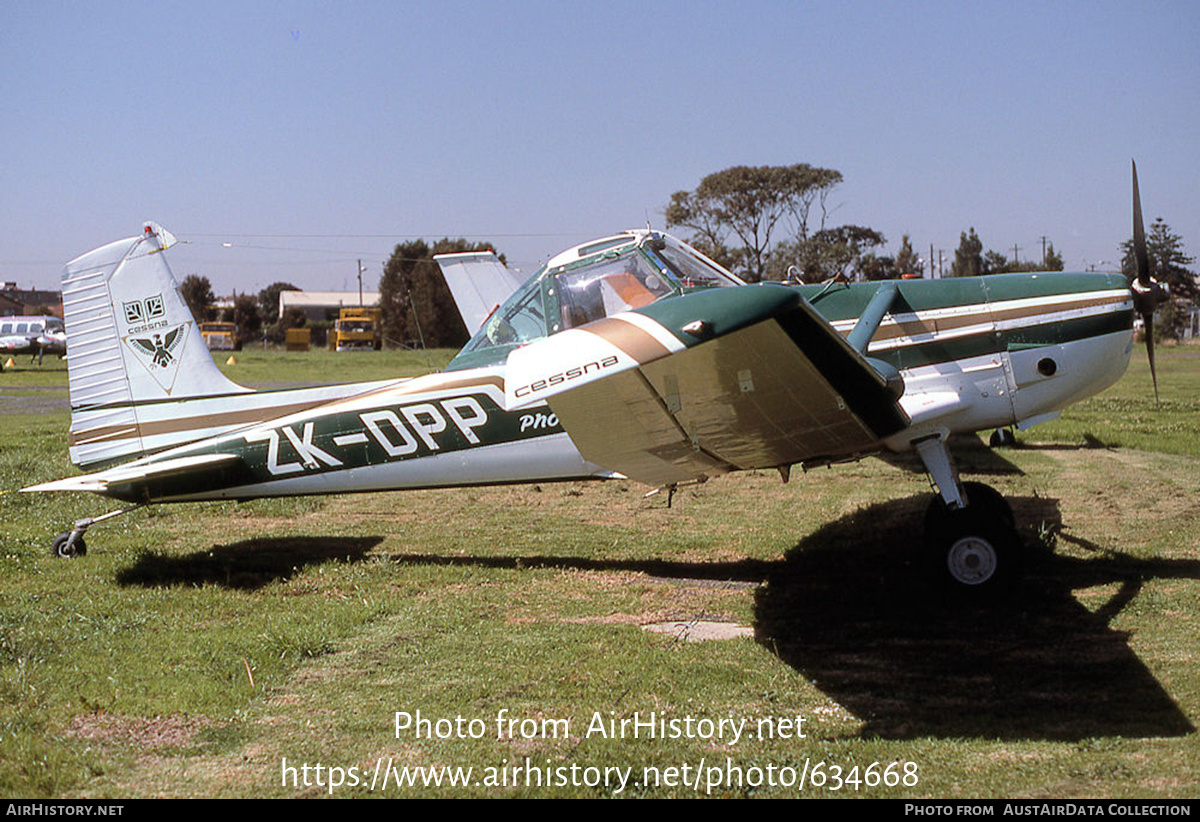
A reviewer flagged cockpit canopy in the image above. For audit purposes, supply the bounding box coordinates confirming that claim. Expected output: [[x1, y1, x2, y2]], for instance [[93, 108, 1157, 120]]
[[447, 231, 742, 370]]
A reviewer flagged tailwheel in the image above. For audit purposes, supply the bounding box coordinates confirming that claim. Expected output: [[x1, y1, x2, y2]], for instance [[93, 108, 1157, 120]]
[[48, 505, 144, 559], [989, 427, 1016, 448], [51, 531, 87, 559]]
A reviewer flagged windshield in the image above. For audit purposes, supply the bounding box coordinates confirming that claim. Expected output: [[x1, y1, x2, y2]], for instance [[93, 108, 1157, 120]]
[[555, 250, 674, 329], [447, 232, 741, 371], [654, 244, 739, 288]]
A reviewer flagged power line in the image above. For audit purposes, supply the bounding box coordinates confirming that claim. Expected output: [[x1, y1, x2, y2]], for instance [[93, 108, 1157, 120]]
[[186, 231, 598, 240]]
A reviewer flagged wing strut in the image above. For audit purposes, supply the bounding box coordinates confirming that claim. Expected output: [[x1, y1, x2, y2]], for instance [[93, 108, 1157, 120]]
[[846, 282, 898, 354], [840, 282, 904, 399]]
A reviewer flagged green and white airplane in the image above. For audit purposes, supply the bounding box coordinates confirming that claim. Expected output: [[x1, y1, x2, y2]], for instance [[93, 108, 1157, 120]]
[[25, 164, 1166, 598]]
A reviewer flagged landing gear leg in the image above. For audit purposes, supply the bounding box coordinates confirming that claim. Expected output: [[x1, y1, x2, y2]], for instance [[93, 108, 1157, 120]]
[[50, 504, 144, 559], [915, 435, 1022, 597]]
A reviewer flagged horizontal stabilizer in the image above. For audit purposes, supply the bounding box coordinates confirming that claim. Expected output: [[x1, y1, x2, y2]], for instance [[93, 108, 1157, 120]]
[[24, 453, 244, 502]]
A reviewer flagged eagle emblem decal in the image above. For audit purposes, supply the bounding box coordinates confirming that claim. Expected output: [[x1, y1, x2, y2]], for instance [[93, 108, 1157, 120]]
[[123, 323, 188, 393], [131, 327, 183, 368]]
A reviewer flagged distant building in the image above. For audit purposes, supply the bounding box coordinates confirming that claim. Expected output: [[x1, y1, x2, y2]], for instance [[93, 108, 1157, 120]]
[[1, 283, 63, 318], [279, 291, 381, 322]]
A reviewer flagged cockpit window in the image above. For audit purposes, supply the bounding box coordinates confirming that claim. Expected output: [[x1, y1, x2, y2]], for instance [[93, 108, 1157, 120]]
[[654, 244, 742, 288], [554, 251, 673, 329], [446, 232, 741, 371], [456, 274, 548, 357]]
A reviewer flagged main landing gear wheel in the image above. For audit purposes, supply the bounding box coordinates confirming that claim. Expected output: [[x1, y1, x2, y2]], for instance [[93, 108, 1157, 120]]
[[924, 484, 1022, 598], [51, 531, 87, 559], [924, 481, 1014, 533]]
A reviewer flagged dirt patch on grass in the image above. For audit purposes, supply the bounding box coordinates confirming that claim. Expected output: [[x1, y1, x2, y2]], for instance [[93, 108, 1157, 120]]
[[0, 385, 69, 415], [65, 713, 210, 750], [641, 620, 754, 641]]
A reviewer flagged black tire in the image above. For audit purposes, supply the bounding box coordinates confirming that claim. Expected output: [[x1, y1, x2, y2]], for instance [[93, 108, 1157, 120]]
[[925, 481, 1014, 536], [989, 428, 1016, 447], [928, 508, 1022, 598], [51, 532, 87, 559]]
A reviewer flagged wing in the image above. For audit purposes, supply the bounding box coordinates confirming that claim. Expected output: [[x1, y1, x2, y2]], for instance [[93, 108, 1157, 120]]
[[504, 286, 910, 487], [164, 326, 184, 352], [131, 337, 156, 355]]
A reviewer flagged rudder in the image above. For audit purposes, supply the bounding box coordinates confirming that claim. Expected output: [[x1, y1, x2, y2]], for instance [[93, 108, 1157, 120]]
[[62, 223, 251, 468]]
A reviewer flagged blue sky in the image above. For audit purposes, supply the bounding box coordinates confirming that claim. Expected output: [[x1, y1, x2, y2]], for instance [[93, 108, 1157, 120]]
[[2, 1, 1198, 294]]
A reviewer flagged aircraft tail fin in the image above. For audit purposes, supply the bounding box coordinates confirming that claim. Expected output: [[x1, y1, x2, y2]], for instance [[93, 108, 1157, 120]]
[[62, 223, 252, 468], [434, 251, 525, 335]]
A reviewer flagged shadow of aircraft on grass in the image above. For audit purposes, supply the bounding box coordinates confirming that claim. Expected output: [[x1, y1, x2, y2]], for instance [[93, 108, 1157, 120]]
[[754, 493, 1197, 741], [115, 536, 383, 590], [390, 491, 1195, 742]]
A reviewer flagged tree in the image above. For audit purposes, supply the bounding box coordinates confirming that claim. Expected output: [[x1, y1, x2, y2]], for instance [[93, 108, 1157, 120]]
[[232, 293, 262, 347], [379, 238, 502, 349], [1044, 243, 1064, 271], [981, 243, 1065, 274], [781, 225, 887, 282], [180, 275, 215, 321], [1121, 217, 1197, 295], [983, 250, 1009, 274], [258, 282, 300, 326], [857, 253, 899, 281], [1121, 218, 1198, 340], [665, 164, 843, 282], [894, 234, 924, 277], [950, 229, 985, 277], [279, 306, 307, 331]]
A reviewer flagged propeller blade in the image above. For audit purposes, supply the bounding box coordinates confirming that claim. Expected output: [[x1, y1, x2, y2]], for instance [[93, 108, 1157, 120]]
[[1131, 159, 1160, 408], [1132, 160, 1151, 287], [1144, 313, 1160, 408]]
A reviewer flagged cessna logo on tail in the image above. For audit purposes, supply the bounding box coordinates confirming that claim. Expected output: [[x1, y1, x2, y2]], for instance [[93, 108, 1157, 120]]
[[123, 323, 188, 392], [123, 294, 166, 327]]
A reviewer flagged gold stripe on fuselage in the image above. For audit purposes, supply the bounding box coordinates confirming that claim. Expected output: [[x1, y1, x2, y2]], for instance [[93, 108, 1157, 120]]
[[69, 374, 508, 448], [830, 290, 1131, 347]]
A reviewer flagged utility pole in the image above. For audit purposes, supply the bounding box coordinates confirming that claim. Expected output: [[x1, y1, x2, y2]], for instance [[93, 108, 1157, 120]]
[[1012, 244, 1021, 264], [930, 243, 935, 279], [1039, 236, 1048, 267], [357, 260, 365, 307]]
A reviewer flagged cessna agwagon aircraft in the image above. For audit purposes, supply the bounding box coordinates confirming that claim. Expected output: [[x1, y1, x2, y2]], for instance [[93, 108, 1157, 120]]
[[25, 164, 1165, 597]]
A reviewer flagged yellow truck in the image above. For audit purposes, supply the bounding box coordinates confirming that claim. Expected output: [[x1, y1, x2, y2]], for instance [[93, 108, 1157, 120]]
[[199, 321, 239, 351], [328, 307, 382, 351]]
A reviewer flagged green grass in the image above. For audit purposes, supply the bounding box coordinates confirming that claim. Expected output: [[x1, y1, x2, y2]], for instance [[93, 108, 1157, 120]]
[[0, 345, 1197, 798], [210, 346, 458, 385]]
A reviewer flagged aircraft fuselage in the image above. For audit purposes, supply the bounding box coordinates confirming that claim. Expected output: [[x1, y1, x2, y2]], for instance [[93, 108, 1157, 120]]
[[77, 270, 1131, 504]]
